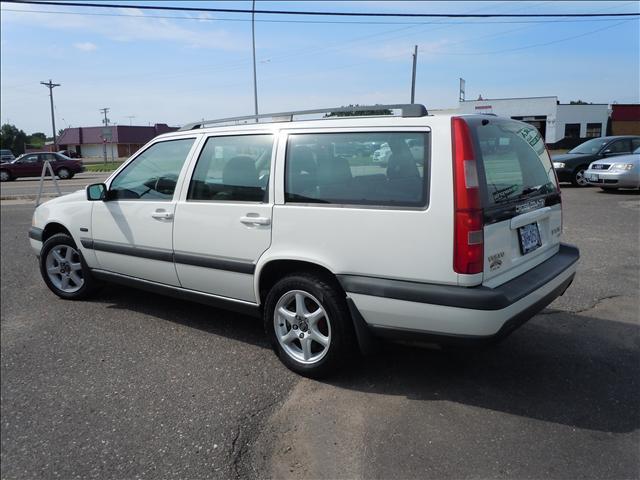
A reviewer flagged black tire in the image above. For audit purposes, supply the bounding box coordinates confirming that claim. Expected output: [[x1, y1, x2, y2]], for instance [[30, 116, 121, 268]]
[[57, 167, 71, 180], [39, 233, 99, 300], [0, 170, 10, 182], [263, 272, 355, 378], [570, 166, 590, 187]]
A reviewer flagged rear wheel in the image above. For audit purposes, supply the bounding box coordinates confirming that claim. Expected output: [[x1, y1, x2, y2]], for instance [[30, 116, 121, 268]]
[[57, 168, 71, 180], [264, 272, 355, 378], [571, 166, 589, 187], [39, 233, 98, 300], [0, 170, 10, 182]]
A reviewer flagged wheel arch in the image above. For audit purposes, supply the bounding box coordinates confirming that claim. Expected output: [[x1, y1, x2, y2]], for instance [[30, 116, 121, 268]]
[[256, 258, 344, 306], [42, 222, 72, 242]]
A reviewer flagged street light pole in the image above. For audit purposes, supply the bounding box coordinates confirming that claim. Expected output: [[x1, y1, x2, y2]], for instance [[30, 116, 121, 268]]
[[40, 79, 61, 149], [410, 45, 418, 104], [251, 0, 259, 121]]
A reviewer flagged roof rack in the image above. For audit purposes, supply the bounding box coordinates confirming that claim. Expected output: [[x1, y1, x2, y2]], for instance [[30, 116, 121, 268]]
[[178, 103, 428, 131]]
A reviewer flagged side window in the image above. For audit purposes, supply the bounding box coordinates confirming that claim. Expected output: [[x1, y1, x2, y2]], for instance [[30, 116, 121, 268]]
[[109, 138, 195, 201], [23, 155, 39, 163], [285, 131, 429, 207], [42, 153, 55, 162], [607, 139, 631, 154], [631, 138, 640, 151], [187, 135, 273, 202]]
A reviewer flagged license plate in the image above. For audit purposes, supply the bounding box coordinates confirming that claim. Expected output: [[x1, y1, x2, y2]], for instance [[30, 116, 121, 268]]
[[588, 173, 598, 181], [518, 222, 542, 255]]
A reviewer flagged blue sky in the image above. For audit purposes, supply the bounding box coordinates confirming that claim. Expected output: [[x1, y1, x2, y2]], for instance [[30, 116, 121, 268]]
[[1, 1, 638, 134]]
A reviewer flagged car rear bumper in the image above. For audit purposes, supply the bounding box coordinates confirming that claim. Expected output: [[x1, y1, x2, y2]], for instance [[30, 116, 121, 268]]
[[554, 168, 573, 183], [340, 243, 579, 344], [585, 169, 639, 188]]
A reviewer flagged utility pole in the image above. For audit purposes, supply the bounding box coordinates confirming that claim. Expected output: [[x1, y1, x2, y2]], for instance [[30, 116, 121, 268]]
[[126, 115, 136, 126], [410, 45, 418, 104], [40, 79, 61, 149], [100, 107, 110, 126], [251, 0, 259, 121], [99, 108, 110, 164]]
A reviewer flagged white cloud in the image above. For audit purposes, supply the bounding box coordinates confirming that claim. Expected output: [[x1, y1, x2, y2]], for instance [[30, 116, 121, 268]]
[[1, 5, 248, 51], [74, 42, 97, 52]]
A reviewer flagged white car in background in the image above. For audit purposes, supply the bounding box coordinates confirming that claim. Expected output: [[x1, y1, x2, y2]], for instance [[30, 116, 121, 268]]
[[585, 146, 640, 191], [372, 142, 391, 164]]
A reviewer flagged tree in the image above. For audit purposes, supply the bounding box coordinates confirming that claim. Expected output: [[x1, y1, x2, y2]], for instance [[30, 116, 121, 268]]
[[0, 124, 28, 155], [28, 132, 46, 147], [324, 104, 393, 117], [569, 100, 589, 105]]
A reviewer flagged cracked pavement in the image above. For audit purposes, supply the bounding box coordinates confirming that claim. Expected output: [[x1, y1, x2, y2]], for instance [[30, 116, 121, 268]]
[[1, 186, 639, 479]]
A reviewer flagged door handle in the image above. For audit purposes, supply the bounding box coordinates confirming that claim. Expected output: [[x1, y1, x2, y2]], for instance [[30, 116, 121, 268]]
[[151, 210, 174, 220], [240, 215, 271, 226]]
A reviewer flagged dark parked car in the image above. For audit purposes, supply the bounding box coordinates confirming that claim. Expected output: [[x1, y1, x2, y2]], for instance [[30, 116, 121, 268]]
[[0, 149, 15, 163], [552, 136, 640, 187], [0, 152, 85, 182]]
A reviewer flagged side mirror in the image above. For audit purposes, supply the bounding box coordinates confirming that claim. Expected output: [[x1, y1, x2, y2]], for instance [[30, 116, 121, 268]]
[[86, 183, 107, 201], [602, 149, 613, 156]]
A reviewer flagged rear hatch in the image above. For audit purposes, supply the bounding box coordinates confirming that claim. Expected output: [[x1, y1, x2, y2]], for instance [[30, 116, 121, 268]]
[[465, 116, 562, 287]]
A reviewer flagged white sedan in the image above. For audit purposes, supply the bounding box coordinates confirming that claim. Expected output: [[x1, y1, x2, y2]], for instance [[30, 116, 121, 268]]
[[585, 146, 640, 191]]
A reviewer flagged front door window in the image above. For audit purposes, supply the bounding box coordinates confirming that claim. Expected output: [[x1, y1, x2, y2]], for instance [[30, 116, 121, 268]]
[[109, 138, 195, 200]]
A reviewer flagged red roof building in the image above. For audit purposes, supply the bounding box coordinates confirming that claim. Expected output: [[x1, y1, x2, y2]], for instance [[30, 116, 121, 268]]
[[56, 123, 177, 159], [611, 104, 640, 136]]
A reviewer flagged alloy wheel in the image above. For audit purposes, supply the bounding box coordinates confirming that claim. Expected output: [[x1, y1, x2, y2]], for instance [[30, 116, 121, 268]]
[[45, 245, 84, 293], [274, 290, 331, 364]]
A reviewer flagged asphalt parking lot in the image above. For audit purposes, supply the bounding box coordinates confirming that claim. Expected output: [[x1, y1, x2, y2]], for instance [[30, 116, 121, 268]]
[[1, 186, 638, 479]]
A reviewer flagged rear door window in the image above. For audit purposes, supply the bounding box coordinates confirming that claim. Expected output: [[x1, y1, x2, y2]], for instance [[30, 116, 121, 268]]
[[187, 134, 273, 202], [467, 118, 558, 207]]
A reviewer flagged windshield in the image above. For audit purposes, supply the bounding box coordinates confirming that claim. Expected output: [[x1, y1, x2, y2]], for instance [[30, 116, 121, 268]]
[[569, 138, 608, 155], [467, 118, 558, 206]]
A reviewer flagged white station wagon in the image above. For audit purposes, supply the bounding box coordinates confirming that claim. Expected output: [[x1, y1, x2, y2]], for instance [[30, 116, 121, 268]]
[[29, 104, 579, 377]]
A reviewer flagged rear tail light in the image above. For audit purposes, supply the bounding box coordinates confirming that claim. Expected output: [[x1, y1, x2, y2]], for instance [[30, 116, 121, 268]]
[[452, 117, 483, 274]]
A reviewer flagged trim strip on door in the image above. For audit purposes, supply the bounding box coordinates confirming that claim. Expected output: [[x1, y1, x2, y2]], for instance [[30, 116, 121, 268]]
[[81, 238, 255, 274]]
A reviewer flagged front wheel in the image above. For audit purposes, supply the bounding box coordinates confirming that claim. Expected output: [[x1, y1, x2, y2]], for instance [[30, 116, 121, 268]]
[[39, 233, 98, 300], [264, 272, 355, 378], [57, 168, 71, 180], [0, 170, 10, 182], [571, 167, 590, 187]]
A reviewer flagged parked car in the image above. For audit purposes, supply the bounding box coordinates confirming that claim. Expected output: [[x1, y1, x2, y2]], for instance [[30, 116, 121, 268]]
[[28, 105, 579, 377], [58, 149, 81, 159], [585, 146, 640, 191], [372, 142, 392, 164], [0, 149, 15, 163], [0, 152, 85, 182], [552, 135, 640, 187]]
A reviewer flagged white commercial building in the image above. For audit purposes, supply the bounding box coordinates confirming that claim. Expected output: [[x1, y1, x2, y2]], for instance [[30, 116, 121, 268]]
[[452, 96, 610, 145]]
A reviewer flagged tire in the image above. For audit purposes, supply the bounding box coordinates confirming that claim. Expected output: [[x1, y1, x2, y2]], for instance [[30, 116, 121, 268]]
[[0, 170, 10, 182], [57, 168, 71, 180], [263, 272, 355, 378], [39, 233, 99, 300], [571, 166, 590, 187]]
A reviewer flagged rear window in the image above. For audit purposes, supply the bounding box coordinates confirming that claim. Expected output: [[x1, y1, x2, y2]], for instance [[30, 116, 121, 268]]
[[467, 118, 558, 206]]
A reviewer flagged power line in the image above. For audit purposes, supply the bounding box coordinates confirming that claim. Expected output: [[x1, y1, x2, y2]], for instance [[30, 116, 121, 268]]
[[3, 0, 639, 18], [2, 6, 638, 24]]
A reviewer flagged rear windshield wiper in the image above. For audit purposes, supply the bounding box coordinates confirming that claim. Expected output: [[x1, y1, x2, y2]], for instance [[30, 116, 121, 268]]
[[520, 184, 553, 198]]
